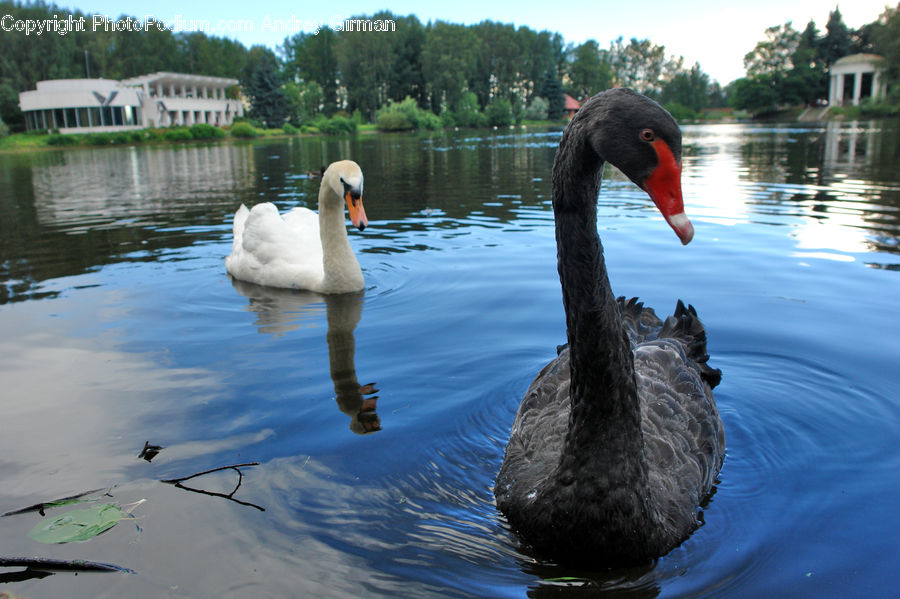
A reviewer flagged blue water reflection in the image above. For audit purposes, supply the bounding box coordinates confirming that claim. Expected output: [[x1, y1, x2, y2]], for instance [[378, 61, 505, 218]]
[[0, 121, 897, 597]]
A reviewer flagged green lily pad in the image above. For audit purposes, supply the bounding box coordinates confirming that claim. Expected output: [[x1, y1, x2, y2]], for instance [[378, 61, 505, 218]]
[[27, 503, 123, 544]]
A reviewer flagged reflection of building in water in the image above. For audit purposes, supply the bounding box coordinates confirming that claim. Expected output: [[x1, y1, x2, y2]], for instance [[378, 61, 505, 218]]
[[800, 121, 891, 257], [230, 280, 381, 434], [18, 73, 244, 133], [822, 121, 882, 169], [828, 54, 887, 107], [30, 144, 256, 228]]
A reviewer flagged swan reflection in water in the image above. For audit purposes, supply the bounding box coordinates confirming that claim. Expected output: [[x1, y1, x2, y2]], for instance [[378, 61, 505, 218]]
[[230, 279, 381, 434]]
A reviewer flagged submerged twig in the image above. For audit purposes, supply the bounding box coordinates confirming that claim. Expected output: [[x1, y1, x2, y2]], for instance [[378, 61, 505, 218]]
[[160, 462, 264, 512], [0, 556, 134, 573], [1, 488, 110, 518]]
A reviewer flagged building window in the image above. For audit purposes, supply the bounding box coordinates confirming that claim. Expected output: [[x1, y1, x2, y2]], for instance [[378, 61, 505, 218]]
[[78, 107, 90, 127], [65, 108, 77, 128], [89, 107, 101, 127]]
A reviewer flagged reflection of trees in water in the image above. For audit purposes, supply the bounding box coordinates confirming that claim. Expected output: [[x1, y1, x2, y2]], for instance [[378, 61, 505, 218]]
[[29, 144, 256, 228], [0, 144, 259, 303], [3, 125, 897, 303], [230, 280, 381, 434], [0, 130, 560, 303]]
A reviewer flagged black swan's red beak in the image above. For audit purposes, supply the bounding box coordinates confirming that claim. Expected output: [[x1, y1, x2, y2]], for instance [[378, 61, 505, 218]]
[[642, 139, 693, 245]]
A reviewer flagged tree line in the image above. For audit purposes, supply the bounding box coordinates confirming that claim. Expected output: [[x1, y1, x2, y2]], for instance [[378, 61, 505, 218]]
[[2, 0, 898, 133], [0, 1, 727, 131]]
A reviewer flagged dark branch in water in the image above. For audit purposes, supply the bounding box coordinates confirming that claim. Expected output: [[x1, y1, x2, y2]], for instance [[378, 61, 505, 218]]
[[161, 462, 265, 512], [1, 488, 110, 518], [0, 556, 134, 580]]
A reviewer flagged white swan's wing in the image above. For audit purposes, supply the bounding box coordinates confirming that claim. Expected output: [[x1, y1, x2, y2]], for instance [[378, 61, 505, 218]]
[[226, 203, 325, 290]]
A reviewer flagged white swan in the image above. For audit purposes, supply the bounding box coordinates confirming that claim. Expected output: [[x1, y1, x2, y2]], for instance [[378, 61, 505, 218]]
[[225, 160, 368, 293]]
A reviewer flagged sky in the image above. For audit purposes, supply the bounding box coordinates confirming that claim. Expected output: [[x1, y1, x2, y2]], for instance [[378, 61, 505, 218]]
[[55, 0, 895, 84]]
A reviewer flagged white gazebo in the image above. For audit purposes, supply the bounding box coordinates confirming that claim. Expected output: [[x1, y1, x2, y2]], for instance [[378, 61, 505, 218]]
[[828, 54, 887, 107]]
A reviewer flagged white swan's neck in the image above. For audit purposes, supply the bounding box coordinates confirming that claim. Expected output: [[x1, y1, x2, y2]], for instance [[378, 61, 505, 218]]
[[318, 184, 363, 293]]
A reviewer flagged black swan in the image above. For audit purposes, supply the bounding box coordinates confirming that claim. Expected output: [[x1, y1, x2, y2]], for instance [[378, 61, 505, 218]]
[[494, 88, 725, 567]]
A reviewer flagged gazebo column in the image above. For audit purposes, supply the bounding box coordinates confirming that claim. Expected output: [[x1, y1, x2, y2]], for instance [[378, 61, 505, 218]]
[[852, 69, 863, 105]]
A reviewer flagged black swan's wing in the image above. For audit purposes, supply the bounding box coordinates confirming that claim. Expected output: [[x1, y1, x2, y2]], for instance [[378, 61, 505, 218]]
[[619, 296, 722, 388], [495, 352, 570, 508], [634, 333, 725, 534], [624, 298, 724, 516]]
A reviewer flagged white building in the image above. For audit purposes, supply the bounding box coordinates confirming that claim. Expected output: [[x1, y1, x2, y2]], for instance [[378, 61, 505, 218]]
[[19, 72, 244, 133], [828, 54, 887, 107]]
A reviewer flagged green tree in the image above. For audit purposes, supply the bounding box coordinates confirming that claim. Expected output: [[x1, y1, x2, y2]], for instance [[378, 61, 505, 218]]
[[567, 40, 612, 100], [422, 22, 477, 112], [541, 71, 565, 120], [337, 12, 397, 119], [485, 97, 513, 127], [820, 7, 853, 66], [248, 53, 288, 128], [790, 21, 828, 104], [451, 91, 487, 128], [523, 96, 549, 120], [744, 22, 801, 76], [607, 37, 678, 97], [283, 80, 323, 124], [388, 15, 427, 106], [518, 29, 566, 103], [871, 3, 900, 100], [660, 63, 711, 112], [729, 74, 780, 112], [282, 29, 340, 113], [470, 22, 521, 108]]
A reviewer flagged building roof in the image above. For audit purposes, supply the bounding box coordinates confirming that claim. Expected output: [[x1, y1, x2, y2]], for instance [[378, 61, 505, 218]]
[[564, 94, 581, 111], [120, 71, 238, 88], [833, 53, 885, 67]]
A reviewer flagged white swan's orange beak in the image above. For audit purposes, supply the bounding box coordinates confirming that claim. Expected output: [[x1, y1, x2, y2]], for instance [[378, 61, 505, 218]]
[[643, 139, 693, 245], [345, 192, 368, 231]]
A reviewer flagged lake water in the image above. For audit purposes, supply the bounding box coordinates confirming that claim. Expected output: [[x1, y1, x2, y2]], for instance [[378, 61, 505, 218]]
[[0, 121, 898, 598]]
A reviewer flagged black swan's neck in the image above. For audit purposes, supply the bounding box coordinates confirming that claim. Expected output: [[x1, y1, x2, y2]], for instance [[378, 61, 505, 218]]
[[551, 128, 649, 490]]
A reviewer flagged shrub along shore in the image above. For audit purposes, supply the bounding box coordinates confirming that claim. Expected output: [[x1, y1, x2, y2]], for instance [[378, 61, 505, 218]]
[[2, 100, 896, 154]]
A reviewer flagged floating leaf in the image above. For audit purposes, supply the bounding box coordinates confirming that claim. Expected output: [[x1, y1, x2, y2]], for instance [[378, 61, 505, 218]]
[[27, 503, 123, 544]]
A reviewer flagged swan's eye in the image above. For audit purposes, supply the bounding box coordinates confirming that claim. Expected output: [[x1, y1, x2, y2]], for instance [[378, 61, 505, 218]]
[[640, 129, 655, 142]]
